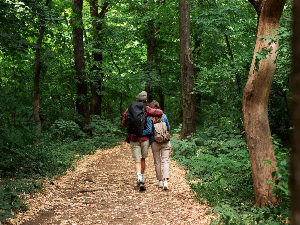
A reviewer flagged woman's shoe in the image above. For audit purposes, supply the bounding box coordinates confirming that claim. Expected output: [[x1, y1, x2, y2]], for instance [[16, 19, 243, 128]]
[[163, 181, 168, 190]]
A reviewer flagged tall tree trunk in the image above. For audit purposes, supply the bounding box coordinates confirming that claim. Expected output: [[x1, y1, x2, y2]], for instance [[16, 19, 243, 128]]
[[291, 0, 300, 223], [33, 0, 50, 145], [224, 33, 241, 94], [158, 68, 165, 111], [144, 0, 163, 98], [179, 0, 196, 139], [89, 1, 109, 116], [145, 23, 159, 100], [71, 0, 90, 130], [242, 0, 286, 206], [110, 52, 123, 120]]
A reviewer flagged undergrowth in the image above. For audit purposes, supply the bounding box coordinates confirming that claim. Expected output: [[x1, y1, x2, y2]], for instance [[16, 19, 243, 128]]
[[171, 126, 290, 224], [0, 117, 124, 223]]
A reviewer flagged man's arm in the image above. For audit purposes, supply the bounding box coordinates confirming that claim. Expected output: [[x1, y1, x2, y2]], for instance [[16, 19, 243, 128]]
[[122, 109, 128, 127], [141, 116, 153, 136], [145, 106, 163, 117]]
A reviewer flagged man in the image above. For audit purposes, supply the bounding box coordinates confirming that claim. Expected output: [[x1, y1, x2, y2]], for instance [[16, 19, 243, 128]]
[[122, 91, 163, 191]]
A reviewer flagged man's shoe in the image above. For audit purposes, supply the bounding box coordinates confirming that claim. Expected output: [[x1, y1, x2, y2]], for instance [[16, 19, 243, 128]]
[[163, 181, 168, 190], [157, 181, 163, 188], [138, 181, 146, 191]]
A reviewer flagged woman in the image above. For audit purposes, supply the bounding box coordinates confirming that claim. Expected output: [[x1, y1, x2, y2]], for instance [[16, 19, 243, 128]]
[[149, 100, 171, 190]]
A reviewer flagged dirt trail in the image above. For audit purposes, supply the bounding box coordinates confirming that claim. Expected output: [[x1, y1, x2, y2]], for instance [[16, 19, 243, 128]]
[[10, 142, 211, 225]]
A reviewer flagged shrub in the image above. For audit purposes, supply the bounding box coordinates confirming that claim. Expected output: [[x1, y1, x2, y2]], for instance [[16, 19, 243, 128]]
[[50, 119, 86, 141], [171, 127, 290, 224], [172, 127, 253, 207], [0, 116, 126, 223]]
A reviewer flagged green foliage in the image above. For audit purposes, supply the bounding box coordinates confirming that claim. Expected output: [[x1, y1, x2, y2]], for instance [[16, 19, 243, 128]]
[[270, 137, 290, 205], [262, 137, 291, 223], [1, 143, 75, 179], [85, 116, 124, 149], [50, 119, 86, 141], [0, 184, 25, 223], [268, 24, 292, 145], [172, 127, 253, 208], [0, 0, 293, 223], [0, 115, 124, 223], [172, 128, 290, 224], [211, 204, 289, 225], [255, 46, 273, 72]]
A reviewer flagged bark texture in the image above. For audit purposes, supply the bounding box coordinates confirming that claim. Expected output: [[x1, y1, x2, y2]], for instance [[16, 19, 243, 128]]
[[224, 33, 241, 94], [145, 23, 159, 100], [33, 0, 50, 140], [144, 0, 164, 99], [179, 0, 196, 139], [291, 0, 300, 223], [71, 0, 90, 130], [158, 68, 165, 111], [110, 53, 123, 120], [242, 0, 286, 206], [89, 1, 108, 116]]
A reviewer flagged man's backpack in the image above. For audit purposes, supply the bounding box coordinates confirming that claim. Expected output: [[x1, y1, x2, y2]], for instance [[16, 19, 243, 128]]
[[126, 102, 146, 136], [151, 117, 171, 143]]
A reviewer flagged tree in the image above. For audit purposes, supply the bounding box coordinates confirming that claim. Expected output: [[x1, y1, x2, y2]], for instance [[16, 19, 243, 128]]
[[242, 0, 286, 206], [291, 0, 300, 223], [179, 0, 196, 139], [144, 20, 159, 101], [71, 0, 90, 130], [33, 0, 50, 144], [89, 0, 109, 116]]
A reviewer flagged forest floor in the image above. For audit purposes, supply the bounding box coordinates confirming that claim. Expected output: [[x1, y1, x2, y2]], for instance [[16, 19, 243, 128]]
[[7, 142, 212, 225]]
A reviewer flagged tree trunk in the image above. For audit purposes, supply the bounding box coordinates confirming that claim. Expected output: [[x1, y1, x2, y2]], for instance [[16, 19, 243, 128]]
[[291, 0, 300, 223], [179, 0, 196, 139], [89, 1, 109, 116], [242, 0, 286, 206], [224, 33, 241, 94], [71, 0, 90, 130], [109, 52, 123, 121], [158, 68, 165, 111], [120, 92, 123, 121], [33, 0, 50, 144], [145, 23, 159, 100]]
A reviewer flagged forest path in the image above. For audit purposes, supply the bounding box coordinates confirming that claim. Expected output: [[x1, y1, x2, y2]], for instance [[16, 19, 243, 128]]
[[13, 142, 211, 225]]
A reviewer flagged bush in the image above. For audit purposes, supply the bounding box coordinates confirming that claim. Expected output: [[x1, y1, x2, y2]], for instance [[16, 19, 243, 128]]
[[50, 119, 86, 141], [171, 127, 290, 224], [0, 116, 126, 223], [85, 116, 124, 149], [172, 126, 253, 207]]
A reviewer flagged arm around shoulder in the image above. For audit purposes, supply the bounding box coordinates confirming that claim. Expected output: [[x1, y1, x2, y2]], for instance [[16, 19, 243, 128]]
[[145, 106, 163, 117]]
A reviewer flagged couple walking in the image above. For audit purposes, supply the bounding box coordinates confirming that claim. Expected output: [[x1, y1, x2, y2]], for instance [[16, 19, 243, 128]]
[[122, 91, 171, 191]]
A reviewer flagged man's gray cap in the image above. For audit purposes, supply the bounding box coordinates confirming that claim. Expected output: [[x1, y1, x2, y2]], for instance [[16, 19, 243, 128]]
[[137, 91, 147, 101]]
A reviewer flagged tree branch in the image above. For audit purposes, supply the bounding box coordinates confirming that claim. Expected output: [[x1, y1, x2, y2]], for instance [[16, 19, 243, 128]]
[[248, 0, 264, 15], [99, 2, 109, 19]]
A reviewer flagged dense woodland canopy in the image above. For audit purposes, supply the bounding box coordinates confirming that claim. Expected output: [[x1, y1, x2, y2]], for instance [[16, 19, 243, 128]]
[[0, 0, 298, 223]]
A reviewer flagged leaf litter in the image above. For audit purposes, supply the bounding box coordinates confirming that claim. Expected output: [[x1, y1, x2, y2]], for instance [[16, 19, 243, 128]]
[[6, 142, 212, 225]]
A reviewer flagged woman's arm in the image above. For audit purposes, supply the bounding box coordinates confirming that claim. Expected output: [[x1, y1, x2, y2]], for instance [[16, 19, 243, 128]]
[[163, 114, 170, 131]]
